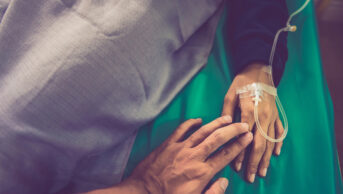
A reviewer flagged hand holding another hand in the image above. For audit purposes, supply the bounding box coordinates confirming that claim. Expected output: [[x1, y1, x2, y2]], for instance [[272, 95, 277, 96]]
[[87, 117, 253, 194]]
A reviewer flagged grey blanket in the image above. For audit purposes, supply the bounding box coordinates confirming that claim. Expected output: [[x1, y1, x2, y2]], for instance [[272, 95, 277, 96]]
[[0, 0, 223, 193]]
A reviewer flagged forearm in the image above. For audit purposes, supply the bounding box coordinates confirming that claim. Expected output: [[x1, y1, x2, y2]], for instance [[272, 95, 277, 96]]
[[228, 0, 289, 85], [84, 178, 148, 194]]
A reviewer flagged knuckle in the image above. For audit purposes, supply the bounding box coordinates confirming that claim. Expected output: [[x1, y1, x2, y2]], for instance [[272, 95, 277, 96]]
[[222, 147, 232, 157], [195, 127, 206, 137], [202, 142, 214, 154], [254, 146, 265, 154], [241, 115, 254, 125], [186, 151, 198, 161], [241, 112, 252, 122], [253, 142, 266, 154], [259, 111, 270, 120], [182, 164, 209, 180], [187, 134, 196, 144], [191, 128, 208, 141], [213, 131, 226, 143], [248, 162, 259, 172], [206, 162, 217, 174]]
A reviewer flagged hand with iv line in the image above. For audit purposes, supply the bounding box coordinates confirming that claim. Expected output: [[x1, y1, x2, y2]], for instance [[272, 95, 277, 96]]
[[222, 63, 284, 183], [222, 0, 310, 183]]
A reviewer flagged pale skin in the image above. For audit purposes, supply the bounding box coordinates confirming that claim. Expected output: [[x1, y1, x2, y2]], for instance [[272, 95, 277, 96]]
[[222, 63, 284, 183], [85, 63, 283, 193], [85, 116, 253, 194]]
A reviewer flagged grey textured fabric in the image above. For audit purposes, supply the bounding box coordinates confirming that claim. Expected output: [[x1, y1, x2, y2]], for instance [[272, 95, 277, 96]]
[[0, 0, 223, 193]]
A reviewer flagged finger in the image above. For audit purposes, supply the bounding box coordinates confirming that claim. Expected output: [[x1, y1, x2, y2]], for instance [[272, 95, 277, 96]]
[[239, 97, 256, 130], [137, 119, 203, 170], [185, 115, 232, 147], [205, 178, 229, 194], [222, 86, 238, 117], [234, 98, 255, 171], [258, 124, 275, 177], [168, 118, 203, 143], [246, 122, 269, 183], [194, 123, 249, 159], [207, 132, 253, 173], [233, 150, 245, 172], [274, 118, 284, 156]]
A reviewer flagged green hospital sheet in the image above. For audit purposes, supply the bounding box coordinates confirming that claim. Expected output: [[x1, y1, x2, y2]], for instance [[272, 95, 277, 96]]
[[124, 1, 343, 193]]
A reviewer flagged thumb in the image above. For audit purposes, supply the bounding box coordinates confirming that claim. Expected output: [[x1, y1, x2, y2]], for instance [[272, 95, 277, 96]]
[[205, 178, 229, 194]]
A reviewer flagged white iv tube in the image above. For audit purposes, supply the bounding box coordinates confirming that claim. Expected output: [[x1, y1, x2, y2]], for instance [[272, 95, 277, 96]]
[[254, 0, 311, 142]]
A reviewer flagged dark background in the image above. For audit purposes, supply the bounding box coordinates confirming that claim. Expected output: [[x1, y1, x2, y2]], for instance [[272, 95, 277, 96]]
[[316, 0, 343, 174]]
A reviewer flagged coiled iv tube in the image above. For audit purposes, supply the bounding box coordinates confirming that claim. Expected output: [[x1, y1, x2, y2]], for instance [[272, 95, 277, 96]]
[[254, 0, 311, 142]]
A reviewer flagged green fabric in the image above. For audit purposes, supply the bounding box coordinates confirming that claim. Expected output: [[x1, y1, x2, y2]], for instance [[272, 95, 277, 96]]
[[124, 1, 343, 193]]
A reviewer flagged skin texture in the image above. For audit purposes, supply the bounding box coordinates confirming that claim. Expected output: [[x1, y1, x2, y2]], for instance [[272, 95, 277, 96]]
[[222, 63, 285, 183], [85, 116, 253, 194]]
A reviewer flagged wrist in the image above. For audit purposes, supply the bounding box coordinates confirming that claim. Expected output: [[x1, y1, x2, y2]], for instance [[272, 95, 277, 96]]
[[237, 62, 271, 85], [240, 62, 267, 74], [85, 178, 149, 194], [116, 178, 150, 194]]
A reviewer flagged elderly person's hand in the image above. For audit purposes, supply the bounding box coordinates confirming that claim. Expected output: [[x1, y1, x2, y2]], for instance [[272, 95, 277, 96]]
[[86, 116, 253, 194], [222, 63, 284, 183]]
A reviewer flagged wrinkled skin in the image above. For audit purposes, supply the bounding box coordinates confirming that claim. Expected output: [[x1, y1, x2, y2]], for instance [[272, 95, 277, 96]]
[[86, 116, 253, 194]]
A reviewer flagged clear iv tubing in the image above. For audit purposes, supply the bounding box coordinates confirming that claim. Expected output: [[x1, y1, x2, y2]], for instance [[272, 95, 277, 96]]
[[254, 0, 311, 143]]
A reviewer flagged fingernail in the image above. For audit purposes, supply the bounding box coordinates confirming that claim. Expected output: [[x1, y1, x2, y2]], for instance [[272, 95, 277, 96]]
[[276, 148, 281, 156], [261, 168, 267, 177], [220, 178, 229, 190], [223, 115, 232, 123], [248, 174, 255, 183], [241, 123, 249, 130], [236, 162, 242, 171], [246, 132, 253, 141], [241, 132, 253, 145]]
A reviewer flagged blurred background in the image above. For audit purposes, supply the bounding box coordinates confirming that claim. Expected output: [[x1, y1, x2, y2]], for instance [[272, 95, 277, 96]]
[[315, 0, 343, 172]]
